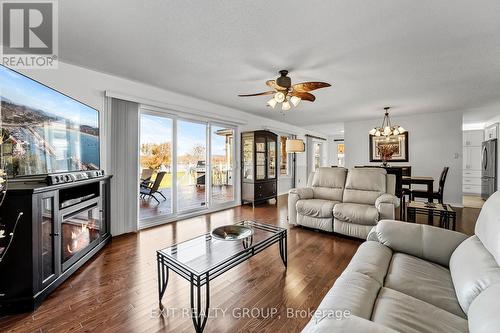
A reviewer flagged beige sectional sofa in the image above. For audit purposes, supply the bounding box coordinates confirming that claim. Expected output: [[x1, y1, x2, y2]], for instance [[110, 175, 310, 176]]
[[288, 167, 399, 239], [301, 191, 500, 333]]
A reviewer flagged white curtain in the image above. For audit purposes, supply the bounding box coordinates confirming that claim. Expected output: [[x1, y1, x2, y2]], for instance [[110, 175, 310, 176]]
[[108, 97, 139, 235]]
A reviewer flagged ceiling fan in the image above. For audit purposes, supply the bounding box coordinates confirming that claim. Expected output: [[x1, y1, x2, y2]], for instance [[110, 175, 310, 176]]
[[238, 70, 331, 111]]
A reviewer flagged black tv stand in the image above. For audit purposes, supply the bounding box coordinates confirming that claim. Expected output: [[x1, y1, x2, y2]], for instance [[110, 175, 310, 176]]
[[0, 175, 112, 315]]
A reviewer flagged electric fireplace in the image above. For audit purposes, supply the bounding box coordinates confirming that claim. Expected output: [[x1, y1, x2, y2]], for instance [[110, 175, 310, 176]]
[[0, 177, 111, 315], [61, 202, 102, 271]]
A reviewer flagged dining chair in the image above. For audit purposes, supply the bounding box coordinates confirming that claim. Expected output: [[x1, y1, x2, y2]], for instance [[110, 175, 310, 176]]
[[410, 167, 449, 204]]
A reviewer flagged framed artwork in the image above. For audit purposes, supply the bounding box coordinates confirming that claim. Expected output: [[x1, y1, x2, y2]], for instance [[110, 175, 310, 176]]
[[369, 132, 409, 162]]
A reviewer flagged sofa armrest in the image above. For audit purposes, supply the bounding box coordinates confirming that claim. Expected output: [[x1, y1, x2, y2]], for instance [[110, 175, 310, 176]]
[[374, 194, 399, 220], [301, 314, 398, 333], [375, 194, 400, 209], [370, 220, 468, 267], [288, 187, 314, 225], [289, 187, 314, 199]]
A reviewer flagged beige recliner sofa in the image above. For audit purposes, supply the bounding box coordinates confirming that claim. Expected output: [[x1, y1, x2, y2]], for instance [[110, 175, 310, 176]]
[[301, 191, 500, 333], [288, 167, 398, 239]]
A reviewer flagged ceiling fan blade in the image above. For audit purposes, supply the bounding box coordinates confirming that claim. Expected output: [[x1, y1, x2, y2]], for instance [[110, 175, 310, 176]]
[[292, 82, 331, 92], [291, 91, 316, 102], [238, 91, 275, 97], [266, 80, 287, 91]]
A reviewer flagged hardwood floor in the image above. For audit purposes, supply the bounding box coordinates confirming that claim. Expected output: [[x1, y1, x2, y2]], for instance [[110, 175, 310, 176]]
[[0, 196, 480, 333]]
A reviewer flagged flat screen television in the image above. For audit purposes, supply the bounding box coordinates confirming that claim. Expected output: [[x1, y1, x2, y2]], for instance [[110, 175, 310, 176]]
[[0, 65, 100, 178]]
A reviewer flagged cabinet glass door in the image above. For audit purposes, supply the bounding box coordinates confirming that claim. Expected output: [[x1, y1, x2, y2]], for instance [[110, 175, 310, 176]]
[[41, 196, 56, 285], [242, 134, 254, 181], [255, 136, 266, 180], [100, 181, 109, 237], [267, 138, 276, 179]]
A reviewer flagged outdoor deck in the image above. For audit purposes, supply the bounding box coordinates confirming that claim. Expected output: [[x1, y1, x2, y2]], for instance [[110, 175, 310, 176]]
[[139, 185, 234, 220]]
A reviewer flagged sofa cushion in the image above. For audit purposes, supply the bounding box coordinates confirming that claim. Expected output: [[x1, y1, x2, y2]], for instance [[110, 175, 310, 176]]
[[333, 203, 379, 225], [449, 235, 500, 314], [311, 167, 347, 201], [343, 168, 387, 205], [301, 314, 399, 333], [474, 191, 500, 265], [297, 214, 333, 232], [313, 272, 381, 320], [385, 253, 466, 318], [296, 199, 337, 218], [312, 167, 347, 188], [371, 288, 468, 333], [343, 241, 392, 285], [333, 220, 374, 239], [373, 220, 468, 267]]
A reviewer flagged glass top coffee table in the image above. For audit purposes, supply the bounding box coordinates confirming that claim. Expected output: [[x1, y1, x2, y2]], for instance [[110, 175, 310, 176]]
[[406, 201, 457, 230], [156, 220, 287, 333]]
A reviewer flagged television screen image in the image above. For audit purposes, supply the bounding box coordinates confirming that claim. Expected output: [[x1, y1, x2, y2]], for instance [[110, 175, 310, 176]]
[[0, 65, 100, 178]]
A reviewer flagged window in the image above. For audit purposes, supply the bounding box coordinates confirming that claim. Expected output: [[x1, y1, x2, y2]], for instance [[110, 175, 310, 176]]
[[280, 136, 288, 175], [337, 143, 345, 167], [313, 142, 323, 172]]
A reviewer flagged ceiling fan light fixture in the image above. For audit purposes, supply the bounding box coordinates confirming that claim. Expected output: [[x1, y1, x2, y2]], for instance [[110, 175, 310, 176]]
[[290, 96, 301, 107], [282, 101, 291, 111], [237, 70, 331, 113], [267, 98, 278, 108], [274, 92, 285, 103]]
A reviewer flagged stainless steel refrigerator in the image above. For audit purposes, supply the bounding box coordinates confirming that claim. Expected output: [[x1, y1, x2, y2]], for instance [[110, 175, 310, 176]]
[[481, 139, 497, 200]]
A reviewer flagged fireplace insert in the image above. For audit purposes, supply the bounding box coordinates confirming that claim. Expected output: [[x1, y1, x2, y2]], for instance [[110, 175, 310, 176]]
[[60, 200, 102, 271]]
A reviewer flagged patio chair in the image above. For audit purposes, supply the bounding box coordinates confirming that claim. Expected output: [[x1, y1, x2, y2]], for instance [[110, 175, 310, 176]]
[[140, 168, 154, 182], [140, 171, 167, 204]]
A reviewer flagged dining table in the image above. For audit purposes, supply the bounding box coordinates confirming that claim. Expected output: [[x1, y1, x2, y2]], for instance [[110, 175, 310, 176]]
[[402, 176, 434, 201]]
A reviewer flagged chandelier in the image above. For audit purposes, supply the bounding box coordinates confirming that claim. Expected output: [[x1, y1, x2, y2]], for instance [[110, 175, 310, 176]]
[[369, 107, 406, 137]]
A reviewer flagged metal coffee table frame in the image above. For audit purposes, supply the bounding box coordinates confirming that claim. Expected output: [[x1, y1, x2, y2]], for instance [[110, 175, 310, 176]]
[[156, 221, 287, 333], [406, 201, 457, 230]]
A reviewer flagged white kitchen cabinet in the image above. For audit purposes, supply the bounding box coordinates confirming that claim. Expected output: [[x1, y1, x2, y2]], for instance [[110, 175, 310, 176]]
[[463, 184, 482, 194], [463, 146, 482, 170], [463, 130, 484, 147], [484, 124, 499, 140], [463, 130, 484, 196]]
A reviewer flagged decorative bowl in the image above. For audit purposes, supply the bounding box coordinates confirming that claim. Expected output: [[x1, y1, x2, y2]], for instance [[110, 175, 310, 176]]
[[211, 225, 254, 241]]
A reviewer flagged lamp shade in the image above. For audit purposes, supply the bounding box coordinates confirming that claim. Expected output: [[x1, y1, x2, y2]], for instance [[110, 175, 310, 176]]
[[290, 96, 301, 107], [285, 139, 305, 153], [282, 101, 291, 111], [267, 98, 278, 108]]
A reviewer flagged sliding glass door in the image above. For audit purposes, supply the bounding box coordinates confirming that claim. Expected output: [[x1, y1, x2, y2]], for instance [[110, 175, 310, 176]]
[[210, 125, 235, 206], [139, 113, 173, 220], [139, 110, 237, 226], [177, 120, 207, 212]]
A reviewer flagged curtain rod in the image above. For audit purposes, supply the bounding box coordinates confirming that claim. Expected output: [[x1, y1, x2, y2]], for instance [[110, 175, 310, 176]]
[[305, 134, 327, 141]]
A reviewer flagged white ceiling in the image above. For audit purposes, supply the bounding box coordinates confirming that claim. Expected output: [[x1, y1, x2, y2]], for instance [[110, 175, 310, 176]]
[[58, 1, 500, 127]]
